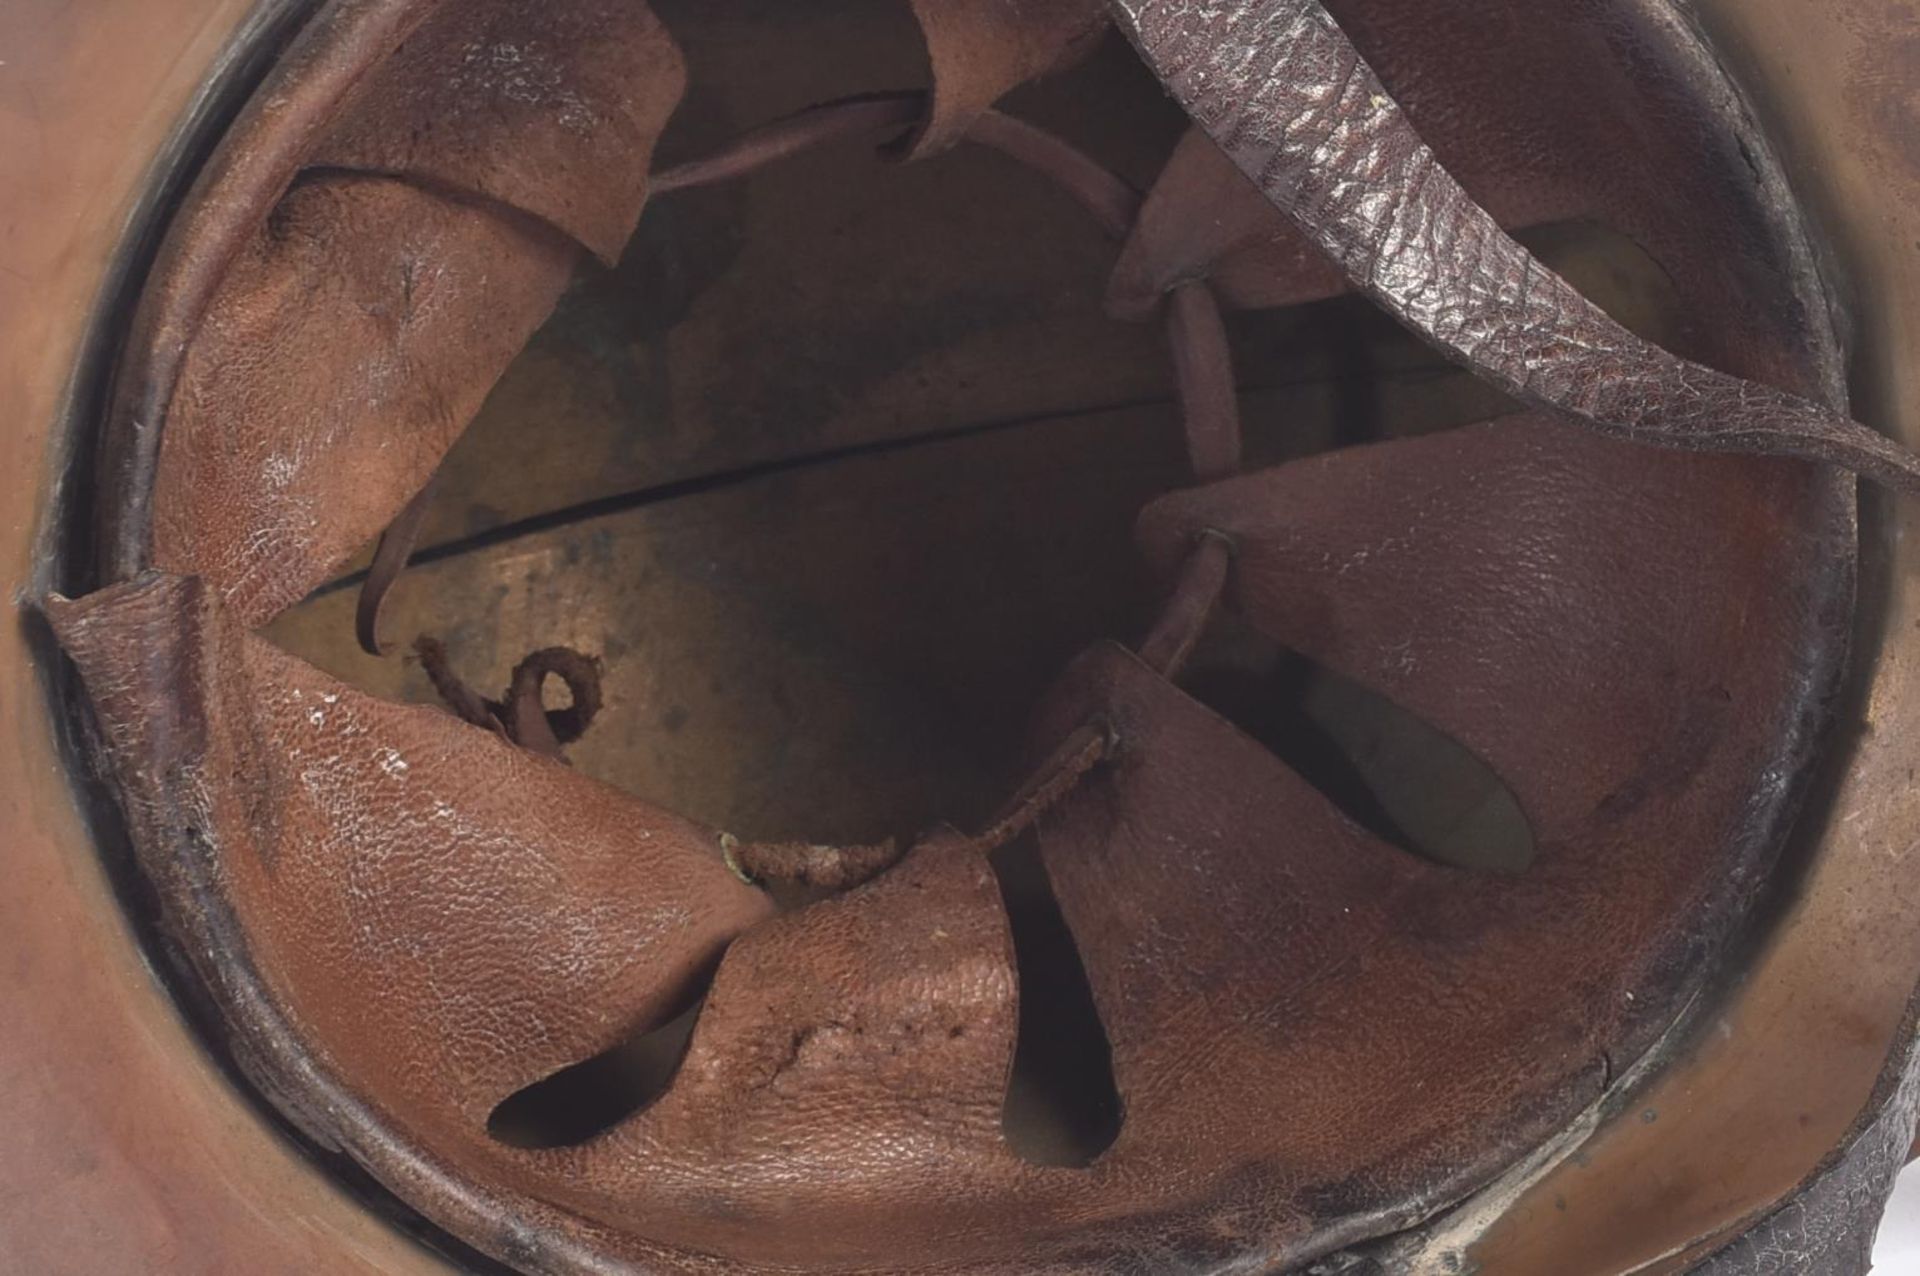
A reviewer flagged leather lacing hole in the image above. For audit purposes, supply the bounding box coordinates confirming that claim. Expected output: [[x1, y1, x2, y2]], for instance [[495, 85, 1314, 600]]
[[991, 828, 1122, 1167], [487, 978, 712, 1149], [1181, 616, 1535, 874], [485, 843, 1134, 1163]]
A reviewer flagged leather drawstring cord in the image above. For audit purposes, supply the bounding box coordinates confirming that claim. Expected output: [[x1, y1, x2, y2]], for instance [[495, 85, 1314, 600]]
[[653, 94, 1225, 886], [717, 718, 1113, 894], [1166, 283, 1242, 480], [356, 472, 439, 656], [415, 638, 604, 761], [652, 96, 924, 193], [1138, 530, 1235, 677], [972, 720, 1116, 853]]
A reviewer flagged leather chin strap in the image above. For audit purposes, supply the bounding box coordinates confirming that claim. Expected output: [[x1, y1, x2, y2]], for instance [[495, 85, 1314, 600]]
[[1108, 0, 1920, 489], [47, 0, 1910, 1270]]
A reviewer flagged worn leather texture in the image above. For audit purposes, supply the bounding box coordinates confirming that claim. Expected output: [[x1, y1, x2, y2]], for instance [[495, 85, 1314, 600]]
[[47, 0, 1920, 1271], [49, 573, 772, 1142], [1109, 0, 1920, 490], [309, 0, 685, 265], [123, 0, 683, 629], [149, 176, 575, 627], [1109, 0, 1856, 373]]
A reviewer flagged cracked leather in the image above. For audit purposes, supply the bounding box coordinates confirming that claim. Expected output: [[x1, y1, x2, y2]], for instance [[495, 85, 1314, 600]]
[[1109, 0, 1920, 490], [47, 0, 1917, 1271], [127, 0, 683, 628], [1109, 0, 1848, 353], [48, 573, 773, 1140]]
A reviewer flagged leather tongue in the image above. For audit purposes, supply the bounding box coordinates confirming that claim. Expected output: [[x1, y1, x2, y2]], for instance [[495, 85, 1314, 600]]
[[149, 177, 576, 628], [48, 573, 772, 1139], [907, 0, 1109, 158], [549, 833, 1021, 1267], [311, 0, 686, 265], [1136, 412, 1850, 841]]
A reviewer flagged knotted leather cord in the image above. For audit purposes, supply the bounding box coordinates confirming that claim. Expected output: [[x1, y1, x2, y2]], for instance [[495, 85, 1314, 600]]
[[719, 719, 1113, 888], [720, 719, 1111, 888], [719, 834, 905, 893], [358, 89, 1241, 886], [414, 637, 604, 760]]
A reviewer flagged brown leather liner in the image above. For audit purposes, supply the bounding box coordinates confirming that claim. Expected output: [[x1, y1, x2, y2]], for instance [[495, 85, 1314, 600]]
[[106, 0, 683, 626], [149, 175, 576, 626], [48, 0, 1905, 1271], [48, 573, 772, 1137]]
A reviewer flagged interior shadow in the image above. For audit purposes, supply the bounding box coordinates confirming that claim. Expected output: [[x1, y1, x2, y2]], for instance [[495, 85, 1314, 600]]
[[487, 989, 708, 1149], [991, 830, 1123, 1167], [1181, 617, 1535, 874]]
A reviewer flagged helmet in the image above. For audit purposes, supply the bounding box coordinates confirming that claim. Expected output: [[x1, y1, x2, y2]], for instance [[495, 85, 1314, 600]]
[[6, 0, 1919, 1271]]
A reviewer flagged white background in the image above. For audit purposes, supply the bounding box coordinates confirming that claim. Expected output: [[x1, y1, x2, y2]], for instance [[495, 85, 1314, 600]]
[[1878, 1162, 1920, 1272]]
